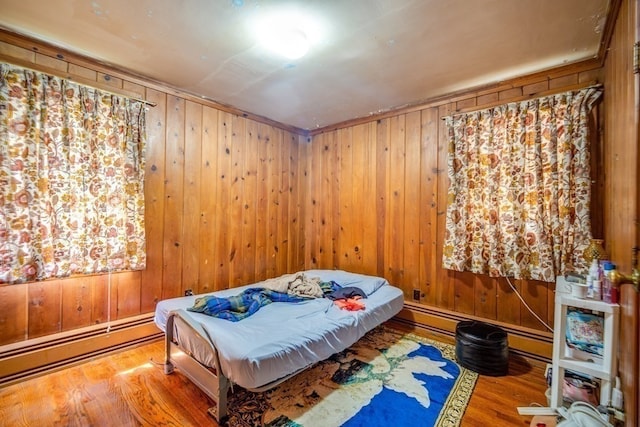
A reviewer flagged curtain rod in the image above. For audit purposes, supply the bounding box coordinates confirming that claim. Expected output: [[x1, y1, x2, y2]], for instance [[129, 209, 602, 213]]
[[441, 82, 603, 121], [0, 55, 157, 107]]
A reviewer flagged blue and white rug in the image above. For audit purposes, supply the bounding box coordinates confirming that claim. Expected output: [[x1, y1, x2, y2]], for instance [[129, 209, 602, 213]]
[[226, 327, 478, 427]]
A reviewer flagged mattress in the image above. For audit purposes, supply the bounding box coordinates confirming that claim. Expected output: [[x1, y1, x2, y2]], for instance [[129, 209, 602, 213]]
[[154, 269, 404, 390]]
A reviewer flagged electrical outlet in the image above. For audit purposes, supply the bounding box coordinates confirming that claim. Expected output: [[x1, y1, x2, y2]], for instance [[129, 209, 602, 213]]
[[184, 289, 193, 296], [413, 289, 420, 300]]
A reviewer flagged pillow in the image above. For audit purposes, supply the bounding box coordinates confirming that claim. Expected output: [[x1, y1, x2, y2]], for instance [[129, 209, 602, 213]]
[[304, 269, 389, 296]]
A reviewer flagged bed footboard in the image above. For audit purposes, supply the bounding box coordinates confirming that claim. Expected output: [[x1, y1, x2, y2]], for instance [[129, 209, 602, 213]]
[[164, 309, 230, 423]]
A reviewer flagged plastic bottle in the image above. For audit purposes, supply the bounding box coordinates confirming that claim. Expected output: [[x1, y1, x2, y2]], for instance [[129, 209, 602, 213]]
[[606, 263, 619, 304], [602, 262, 613, 303], [592, 279, 601, 300], [587, 259, 599, 298], [585, 274, 594, 298]]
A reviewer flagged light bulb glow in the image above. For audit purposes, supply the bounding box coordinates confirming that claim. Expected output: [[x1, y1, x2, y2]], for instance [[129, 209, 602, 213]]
[[252, 9, 322, 60]]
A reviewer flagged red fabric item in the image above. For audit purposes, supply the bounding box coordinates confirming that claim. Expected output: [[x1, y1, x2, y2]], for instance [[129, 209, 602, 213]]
[[334, 296, 365, 311]]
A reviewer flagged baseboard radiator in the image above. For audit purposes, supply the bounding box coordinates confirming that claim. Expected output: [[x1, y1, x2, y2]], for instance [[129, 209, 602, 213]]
[[0, 313, 163, 387], [390, 302, 553, 362]]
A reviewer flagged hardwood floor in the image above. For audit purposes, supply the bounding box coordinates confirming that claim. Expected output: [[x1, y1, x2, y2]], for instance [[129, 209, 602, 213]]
[[0, 332, 549, 427], [465, 353, 548, 425]]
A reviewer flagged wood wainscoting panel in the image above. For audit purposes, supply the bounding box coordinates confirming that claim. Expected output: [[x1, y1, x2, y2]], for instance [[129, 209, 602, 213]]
[[519, 279, 551, 331], [90, 274, 110, 325], [0, 283, 27, 345], [266, 126, 282, 279], [386, 115, 407, 293], [375, 117, 391, 277], [362, 122, 380, 277], [403, 111, 423, 297], [240, 119, 259, 286], [182, 100, 204, 295], [198, 105, 220, 295], [276, 131, 294, 275], [496, 277, 523, 326], [27, 280, 62, 339], [292, 133, 308, 273], [338, 126, 357, 272], [213, 111, 233, 290], [161, 95, 187, 299], [267, 126, 284, 278], [140, 87, 168, 313], [473, 274, 498, 321], [419, 107, 440, 306], [350, 123, 366, 274], [114, 271, 142, 320], [435, 103, 457, 311], [255, 122, 273, 274], [227, 113, 247, 288], [60, 276, 93, 332], [452, 271, 477, 316]]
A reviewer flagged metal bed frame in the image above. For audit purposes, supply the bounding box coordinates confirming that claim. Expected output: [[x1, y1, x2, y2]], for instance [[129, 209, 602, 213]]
[[162, 309, 308, 423]]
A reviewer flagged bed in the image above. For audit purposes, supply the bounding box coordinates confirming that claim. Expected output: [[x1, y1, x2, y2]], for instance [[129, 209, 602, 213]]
[[154, 269, 404, 422]]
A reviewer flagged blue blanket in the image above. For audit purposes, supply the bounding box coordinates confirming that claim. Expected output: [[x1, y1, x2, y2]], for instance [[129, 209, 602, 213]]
[[187, 288, 307, 321]]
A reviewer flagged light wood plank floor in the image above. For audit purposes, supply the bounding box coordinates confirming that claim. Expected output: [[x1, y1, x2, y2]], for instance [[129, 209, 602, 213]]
[[0, 332, 549, 426]]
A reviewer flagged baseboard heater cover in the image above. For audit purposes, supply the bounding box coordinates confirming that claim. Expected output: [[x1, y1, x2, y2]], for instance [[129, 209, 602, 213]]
[[394, 302, 553, 362], [0, 313, 162, 387]]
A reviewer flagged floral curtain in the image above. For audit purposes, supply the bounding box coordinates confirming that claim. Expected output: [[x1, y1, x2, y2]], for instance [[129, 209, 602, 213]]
[[442, 87, 601, 282], [0, 63, 146, 284]]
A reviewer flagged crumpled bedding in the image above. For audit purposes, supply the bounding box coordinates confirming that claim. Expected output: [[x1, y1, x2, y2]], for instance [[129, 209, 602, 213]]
[[188, 273, 343, 321], [187, 288, 306, 322], [325, 286, 367, 301], [259, 272, 325, 298]]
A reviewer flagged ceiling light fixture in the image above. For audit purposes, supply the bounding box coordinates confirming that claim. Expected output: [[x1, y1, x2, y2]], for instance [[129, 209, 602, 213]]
[[252, 9, 323, 60], [262, 26, 309, 59]]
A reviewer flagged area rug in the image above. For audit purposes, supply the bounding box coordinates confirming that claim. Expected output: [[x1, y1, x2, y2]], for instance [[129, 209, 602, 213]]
[[225, 326, 478, 427]]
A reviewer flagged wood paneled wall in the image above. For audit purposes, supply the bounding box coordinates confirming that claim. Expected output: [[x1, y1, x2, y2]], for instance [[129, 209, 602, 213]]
[[304, 63, 605, 338], [603, 0, 638, 423], [140, 92, 306, 310], [0, 34, 306, 346]]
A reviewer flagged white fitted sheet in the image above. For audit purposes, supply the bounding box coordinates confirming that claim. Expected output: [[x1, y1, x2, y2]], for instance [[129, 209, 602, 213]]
[[154, 270, 404, 390]]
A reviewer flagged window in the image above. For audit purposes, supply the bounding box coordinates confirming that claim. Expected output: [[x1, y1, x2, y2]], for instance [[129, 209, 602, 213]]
[[442, 87, 602, 282], [0, 63, 146, 284]]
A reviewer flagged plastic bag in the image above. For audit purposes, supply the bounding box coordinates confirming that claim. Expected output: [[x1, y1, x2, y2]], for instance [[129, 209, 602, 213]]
[[557, 401, 612, 427]]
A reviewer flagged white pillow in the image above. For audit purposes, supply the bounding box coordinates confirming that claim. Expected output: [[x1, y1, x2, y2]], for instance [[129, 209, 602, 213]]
[[304, 269, 390, 296]]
